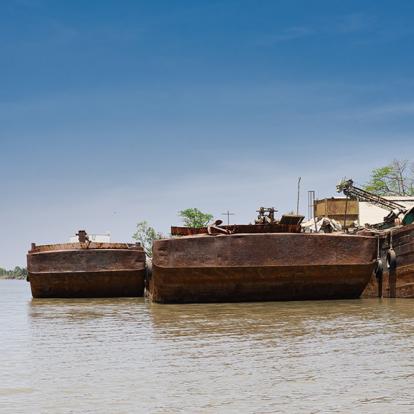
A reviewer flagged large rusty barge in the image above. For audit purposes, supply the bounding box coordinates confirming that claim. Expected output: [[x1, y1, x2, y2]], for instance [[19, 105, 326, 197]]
[[27, 231, 146, 298], [149, 213, 377, 303]]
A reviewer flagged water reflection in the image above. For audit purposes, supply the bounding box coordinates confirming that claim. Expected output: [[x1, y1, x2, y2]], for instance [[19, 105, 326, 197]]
[[146, 299, 405, 338], [29, 297, 147, 321]]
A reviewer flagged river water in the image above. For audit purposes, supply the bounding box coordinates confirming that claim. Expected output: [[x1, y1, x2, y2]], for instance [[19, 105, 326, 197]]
[[1, 280, 413, 413]]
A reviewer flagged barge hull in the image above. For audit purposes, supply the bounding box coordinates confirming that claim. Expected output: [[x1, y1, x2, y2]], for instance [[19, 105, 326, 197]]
[[29, 270, 145, 298], [27, 243, 146, 298], [151, 233, 377, 303], [150, 264, 374, 303]]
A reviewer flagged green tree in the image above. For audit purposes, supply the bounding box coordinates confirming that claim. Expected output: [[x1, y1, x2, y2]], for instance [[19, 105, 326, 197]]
[[132, 221, 162, 257], [12, 266, 28, 279], [364, 160, 414, 196], [178, 208, 213, 228]]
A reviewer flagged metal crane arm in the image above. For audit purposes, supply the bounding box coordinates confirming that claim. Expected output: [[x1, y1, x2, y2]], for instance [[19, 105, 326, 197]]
[[336, 179, 407, 213]]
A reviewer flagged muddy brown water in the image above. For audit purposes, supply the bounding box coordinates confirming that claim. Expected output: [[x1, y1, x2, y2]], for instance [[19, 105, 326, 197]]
[[1, 280, 414, 413]]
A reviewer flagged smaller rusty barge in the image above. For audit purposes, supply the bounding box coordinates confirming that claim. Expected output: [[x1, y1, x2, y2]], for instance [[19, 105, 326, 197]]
[[27, 231, 146, 298], [149, 210, 377, 304]]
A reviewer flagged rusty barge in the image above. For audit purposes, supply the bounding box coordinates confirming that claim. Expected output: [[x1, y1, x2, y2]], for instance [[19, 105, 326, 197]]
[[27, 231, 146, 298], [149, 211, 377, 303]]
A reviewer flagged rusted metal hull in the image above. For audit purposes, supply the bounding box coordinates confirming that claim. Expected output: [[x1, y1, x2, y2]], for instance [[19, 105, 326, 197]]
[[150, 233, 377, 303], [27, 243, 146, 298], [362, 224, 414, 298]]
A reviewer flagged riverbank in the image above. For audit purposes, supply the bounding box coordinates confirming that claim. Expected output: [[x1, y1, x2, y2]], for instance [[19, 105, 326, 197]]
[[0, 275, 26, 280]]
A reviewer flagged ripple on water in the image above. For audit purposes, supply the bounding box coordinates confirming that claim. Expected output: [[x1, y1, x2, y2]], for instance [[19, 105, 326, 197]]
[[1, 280, 414, 413]]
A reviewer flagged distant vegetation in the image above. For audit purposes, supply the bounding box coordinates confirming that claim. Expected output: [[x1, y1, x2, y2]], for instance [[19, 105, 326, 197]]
[[0, 266, 28, 280], [179, 208, 213, 228], [133, 209, 214, 257], [132, 221, 163, 258], [364, 159, 414, 196]]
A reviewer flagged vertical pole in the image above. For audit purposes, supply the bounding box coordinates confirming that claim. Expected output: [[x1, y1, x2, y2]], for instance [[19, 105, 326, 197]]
[[344, 195, 349, 232], [222, 210, 235, 226], [307, 190, 317, 232], [296, 177, 301, 215]]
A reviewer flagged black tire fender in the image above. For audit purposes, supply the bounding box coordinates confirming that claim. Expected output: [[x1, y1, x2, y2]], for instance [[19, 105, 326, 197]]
[[386, 249, 397, 270], [374, 259, 383, 279]]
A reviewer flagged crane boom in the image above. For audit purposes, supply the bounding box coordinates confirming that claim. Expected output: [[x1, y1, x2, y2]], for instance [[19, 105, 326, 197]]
[[336, 179, 406, 212]]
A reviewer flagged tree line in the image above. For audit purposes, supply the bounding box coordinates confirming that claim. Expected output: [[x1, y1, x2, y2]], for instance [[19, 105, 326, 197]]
[[0, 266, 28, 280]]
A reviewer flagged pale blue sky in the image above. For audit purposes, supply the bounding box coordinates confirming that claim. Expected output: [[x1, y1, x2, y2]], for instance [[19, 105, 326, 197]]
[[1, 0, 414, 267]]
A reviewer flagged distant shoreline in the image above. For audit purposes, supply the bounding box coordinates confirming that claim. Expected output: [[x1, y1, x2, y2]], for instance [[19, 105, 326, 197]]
[[0, 266, 28, 280], [0, 275, 26, 280]]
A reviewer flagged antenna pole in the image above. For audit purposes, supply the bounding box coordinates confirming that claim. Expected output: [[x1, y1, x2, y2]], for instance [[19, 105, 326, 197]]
[[296, 177, 301, 215], [222, 210, 235, 226]]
